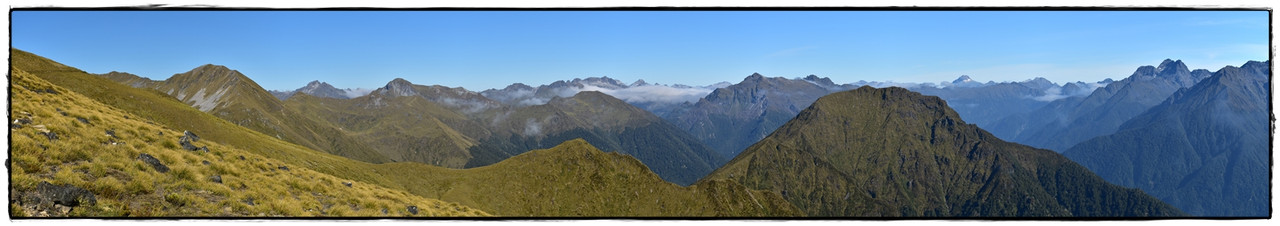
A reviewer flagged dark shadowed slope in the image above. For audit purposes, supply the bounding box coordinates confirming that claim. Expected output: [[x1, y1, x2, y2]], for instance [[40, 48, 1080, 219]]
[[704, 86, 1183, 217], [1063, 61, 1271, 216]]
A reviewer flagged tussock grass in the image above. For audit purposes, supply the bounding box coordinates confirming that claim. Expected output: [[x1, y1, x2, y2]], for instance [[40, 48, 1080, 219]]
[[9, 64, 487, 217]]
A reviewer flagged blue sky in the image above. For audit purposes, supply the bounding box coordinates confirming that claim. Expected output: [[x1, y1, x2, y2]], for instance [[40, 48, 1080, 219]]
[[11, 10, 1270, 91]]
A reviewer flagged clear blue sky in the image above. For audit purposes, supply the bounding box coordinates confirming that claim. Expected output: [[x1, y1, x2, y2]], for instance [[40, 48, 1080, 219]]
[[11, 10, 1270, 91]]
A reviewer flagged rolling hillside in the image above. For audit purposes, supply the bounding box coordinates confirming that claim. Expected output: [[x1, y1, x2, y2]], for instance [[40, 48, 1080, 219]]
[[11, 48, 798, 217]]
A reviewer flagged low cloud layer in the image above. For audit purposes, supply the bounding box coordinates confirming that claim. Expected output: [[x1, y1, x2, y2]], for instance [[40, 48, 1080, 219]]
[[581, 84, 716, 104]]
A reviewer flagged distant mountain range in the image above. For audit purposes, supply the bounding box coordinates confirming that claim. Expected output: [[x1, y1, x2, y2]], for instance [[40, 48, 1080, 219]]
[[1063, 60, 1271, 216], [985, 60, 1213, 151]]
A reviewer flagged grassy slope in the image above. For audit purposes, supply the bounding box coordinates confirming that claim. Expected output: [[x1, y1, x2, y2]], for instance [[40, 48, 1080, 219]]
[[127, 64, 392, 163], [12, 48, 799, 217], [704, 86, 1184, 217], [283, 92, 478, 168], [8, 67, 486, 217]]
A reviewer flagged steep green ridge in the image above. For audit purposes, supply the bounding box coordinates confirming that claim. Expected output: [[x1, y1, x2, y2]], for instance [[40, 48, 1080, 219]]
[[467, 91, 726, 185], [86, 59, 390, 163], [8, 66, 486, 217], [12, 48, 798, 217], [283, 90, 479, 168], [1063, 61, 1271, 216], [704, 86, 1184, 217]]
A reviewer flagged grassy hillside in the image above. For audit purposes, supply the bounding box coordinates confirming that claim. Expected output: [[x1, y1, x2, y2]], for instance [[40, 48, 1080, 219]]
[[96, 62, 391, 164], [11, 48, 798, 217], [283, 92, 479, 168], [705, 86, 1184, 217], [8, 67, 486, 217]]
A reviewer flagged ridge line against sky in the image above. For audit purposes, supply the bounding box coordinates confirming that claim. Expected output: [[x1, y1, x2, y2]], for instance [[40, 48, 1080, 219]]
[[9, 10, 1270, 91]]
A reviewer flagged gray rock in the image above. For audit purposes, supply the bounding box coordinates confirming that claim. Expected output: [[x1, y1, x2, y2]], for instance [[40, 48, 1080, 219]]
[[137, 153, 169, 173], [342, 182, 353, 187], [34, 181, 97, 207], [181, 130, 200, 142], [39, 131, 58, 141], [406, 206, 419, 215], [210, 175, 222, 184]]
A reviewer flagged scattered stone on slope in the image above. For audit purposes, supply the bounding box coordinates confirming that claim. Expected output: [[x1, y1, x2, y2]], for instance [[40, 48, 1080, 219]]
[[16, 181, 98, 216], [181, 130, 200, 142], [202, 160, 211, 165], [342, 182, 353, 187], [210, 175, 223, 184], [11, 117, 32, 129], [137, 153, 169, 173], [39, 131, 58, 141], [406, 205, 419, 215], [75, 117, 90, 125], [277, 166, 289, 171], [105, 129, 116, 138], [180, 140, 200, 151]]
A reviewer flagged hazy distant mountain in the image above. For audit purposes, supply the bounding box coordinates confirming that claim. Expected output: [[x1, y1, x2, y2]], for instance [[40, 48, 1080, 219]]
[[1062, 61, 1270, 216], [911, 76, 1110, 130], [704, 86, 1184, 217], [664, 73, 851, 158], [480, 76, 728, 116], [270, 80, 374, 100], [986, 59, 1212, 151]]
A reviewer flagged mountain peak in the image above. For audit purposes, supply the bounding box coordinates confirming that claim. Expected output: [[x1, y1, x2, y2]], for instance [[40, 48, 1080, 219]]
[[379, 78, 418, 97], [1155, 59, 1189, 76], [953, 75, 974, 84], [630, 79, 648, 87]]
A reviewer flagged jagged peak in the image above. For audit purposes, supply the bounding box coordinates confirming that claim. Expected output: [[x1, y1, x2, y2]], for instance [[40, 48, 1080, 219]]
[[1155, 59, 1189, 75], [953, 75, 974, 83]]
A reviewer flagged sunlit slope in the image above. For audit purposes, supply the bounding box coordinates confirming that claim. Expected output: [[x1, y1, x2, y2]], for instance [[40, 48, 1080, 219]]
[[86, 57, 390, 163], [12, 48, 800, 217], [379, 139, 799, 216], [8, 67, 486, 217]]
